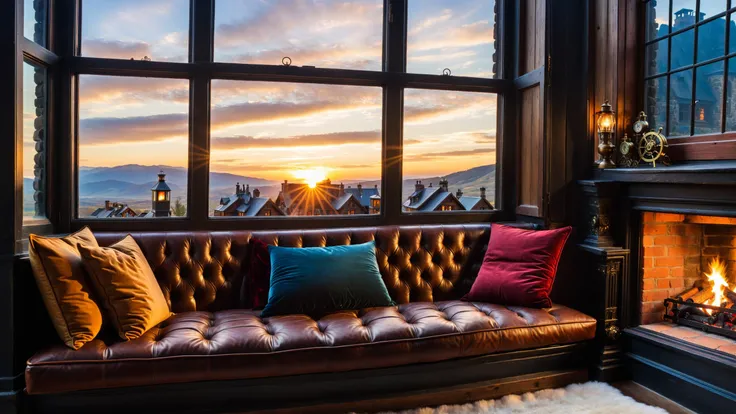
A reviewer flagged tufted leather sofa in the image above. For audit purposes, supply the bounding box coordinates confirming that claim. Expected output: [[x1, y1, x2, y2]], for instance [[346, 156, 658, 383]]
[[24, 224, 596, 403]]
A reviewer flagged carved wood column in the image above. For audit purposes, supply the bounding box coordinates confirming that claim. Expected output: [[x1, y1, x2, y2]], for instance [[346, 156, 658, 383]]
[[578, 180, 630, 381]]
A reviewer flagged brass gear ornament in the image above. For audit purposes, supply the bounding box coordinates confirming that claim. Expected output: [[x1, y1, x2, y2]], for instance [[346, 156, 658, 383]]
[[638, 128, 671, 167]]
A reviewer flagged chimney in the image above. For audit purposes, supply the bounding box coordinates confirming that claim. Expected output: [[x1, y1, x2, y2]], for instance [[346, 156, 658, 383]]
[[439, 179, 448, 192], [245, 184, 250, 196], [282, 180, 288, 193], [480, 187, 487, 199], [456, 189, 463, 198], [253, 188, 260, 198], [236, 182, 241, 195], [105, 200, 111, 210], [357, 183, 363, 196], [415, 180, 425, 192], [339, 183, 345, 196]]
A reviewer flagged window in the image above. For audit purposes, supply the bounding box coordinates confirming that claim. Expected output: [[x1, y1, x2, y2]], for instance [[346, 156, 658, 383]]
[[644, 1, 735, 138], [209, 81, 382, 218], [80, 0, 189, 62], [22, 62, 47, 221], [59, 0, 503, 230], [402, 89, 497, 214], [77, 75, 189, 218], [24, 0, 47, 46], [407, 0, 496, 78], [214, 0, 383, 70]]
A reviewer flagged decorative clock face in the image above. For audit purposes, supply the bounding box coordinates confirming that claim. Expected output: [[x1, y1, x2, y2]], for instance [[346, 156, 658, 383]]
[[620, 141, 632, 155], [633, 121, 644, 134]]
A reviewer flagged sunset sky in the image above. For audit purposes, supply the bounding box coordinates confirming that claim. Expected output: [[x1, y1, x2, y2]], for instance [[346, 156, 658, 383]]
[[24, 0, 498, 189]]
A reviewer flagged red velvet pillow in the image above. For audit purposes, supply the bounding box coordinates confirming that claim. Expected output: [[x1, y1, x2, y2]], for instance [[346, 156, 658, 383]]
[[463, 224, 572, 308], [244, 238, 271, 309]]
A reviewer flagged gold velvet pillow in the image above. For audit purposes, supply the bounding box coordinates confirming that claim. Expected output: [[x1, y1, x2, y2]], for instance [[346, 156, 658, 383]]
[[28, 227, 103, 350], [79, 235, 170, 340]]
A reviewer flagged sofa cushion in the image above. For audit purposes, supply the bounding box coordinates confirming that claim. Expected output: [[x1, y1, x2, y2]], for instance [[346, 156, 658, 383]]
[[261, 241, 394, 318], [464, 224, 572, 308], [80, 235, 172, 340], [25, 301, 596, 395], [28, 227, 103, 350]]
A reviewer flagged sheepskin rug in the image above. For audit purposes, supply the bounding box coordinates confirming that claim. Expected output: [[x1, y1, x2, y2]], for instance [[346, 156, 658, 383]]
[[377, 382, 668, 414]]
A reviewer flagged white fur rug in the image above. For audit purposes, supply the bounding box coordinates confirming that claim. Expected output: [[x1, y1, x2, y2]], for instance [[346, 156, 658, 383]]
[[376, 382, 668, 414]]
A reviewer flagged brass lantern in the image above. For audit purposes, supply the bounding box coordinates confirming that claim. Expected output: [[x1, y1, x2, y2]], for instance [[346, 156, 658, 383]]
[[595, 100, 617, 169]]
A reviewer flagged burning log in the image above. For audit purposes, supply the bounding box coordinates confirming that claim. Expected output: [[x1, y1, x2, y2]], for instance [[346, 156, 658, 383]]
[[676, 287, 700, 301], [726, 290, 736, 305], [688, 289, 714, 305]]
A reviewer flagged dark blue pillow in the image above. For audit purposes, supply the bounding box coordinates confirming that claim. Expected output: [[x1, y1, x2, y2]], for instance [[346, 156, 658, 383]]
[[260, 241, 394, 318]]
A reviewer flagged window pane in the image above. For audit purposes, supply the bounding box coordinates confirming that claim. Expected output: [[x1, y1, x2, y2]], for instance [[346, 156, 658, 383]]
[[645, 76, 667, 132], [209, 81, 382, 217], [81, 0, 189, 62], [672, 1, 697, 30], [669, 69, 693, 136], [77, 76, 190, 218], [214, 0, 383, 70], [645, 38, 668, 77], [698, 1, 727, 21], [23, 62, 47, 220], [403, 89, 497, 213], [670, 29, 694, 70], [730, 13, 736, 54], [725, 57, 736, 131], [407, 0, 496, 78], [646, 0, 670, 42], [696, 17, 726, 63], [24, 0, 47, 46], [694, 61, 723, 135]]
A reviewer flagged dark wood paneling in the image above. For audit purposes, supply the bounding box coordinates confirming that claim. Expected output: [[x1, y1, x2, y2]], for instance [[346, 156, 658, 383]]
[[520, 0, 545, 75], [517, 84, 543, 217], [515, 0, 546, 219], [0, 0, 20, 398]]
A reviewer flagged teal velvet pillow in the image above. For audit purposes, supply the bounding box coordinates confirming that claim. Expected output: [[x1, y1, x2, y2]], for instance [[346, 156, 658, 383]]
[[260, 241, 394, 318]]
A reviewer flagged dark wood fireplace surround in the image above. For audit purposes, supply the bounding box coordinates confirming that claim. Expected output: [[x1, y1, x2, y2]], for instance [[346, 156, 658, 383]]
[[580, 161, 736, 414]]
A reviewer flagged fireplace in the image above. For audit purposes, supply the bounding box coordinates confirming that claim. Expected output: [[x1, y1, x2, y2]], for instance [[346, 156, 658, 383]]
[[639, 212, 736, 348], [579, 172, 736, 413]]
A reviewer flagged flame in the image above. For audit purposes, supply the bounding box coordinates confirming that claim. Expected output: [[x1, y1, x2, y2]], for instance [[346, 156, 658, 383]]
[[702, 257, 730, 315]]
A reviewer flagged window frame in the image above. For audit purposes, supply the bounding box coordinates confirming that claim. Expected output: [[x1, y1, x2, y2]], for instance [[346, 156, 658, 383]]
[[55, 0, 514, 232], [15, 0, 58, 251], [641, 0, 736, 160]]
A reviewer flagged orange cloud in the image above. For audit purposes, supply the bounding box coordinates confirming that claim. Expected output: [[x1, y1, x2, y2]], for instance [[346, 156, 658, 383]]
[[79, 76, 189, 106], [405, 148, 495, 162], [82, 39, 152, 60], [211, 131, 380, 150]]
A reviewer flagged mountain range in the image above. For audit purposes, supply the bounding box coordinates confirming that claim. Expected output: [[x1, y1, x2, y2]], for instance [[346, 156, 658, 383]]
[[24, 163, 496, 215]]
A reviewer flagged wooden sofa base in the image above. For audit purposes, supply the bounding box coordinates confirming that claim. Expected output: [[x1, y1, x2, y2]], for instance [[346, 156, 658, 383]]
[[25, 342, 590, 414]]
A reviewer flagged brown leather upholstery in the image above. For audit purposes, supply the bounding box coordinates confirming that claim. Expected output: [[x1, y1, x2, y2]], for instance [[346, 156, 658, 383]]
[[90, 225, 504, 312], [26, 301, 595, 394], [25, 224, 596, 395]]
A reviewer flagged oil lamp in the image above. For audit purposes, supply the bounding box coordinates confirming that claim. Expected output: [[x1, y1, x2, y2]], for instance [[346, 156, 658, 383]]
[[595, 100, 617, 169]]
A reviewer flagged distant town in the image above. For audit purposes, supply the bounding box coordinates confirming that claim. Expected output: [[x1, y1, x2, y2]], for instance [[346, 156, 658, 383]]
[[86, 171, 494, 218]]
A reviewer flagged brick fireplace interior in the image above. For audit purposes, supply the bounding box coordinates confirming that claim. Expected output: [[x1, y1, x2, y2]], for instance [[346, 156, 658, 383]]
[[640, 212, 736, 353]]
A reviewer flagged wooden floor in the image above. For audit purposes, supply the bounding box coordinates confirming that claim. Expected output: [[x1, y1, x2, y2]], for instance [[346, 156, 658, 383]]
[[614, 381, 698, 414]]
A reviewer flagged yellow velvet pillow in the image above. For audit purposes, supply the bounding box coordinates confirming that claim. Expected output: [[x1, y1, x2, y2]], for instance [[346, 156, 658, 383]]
[[28, 227, 103, 350], [79, 235, 171, 340]]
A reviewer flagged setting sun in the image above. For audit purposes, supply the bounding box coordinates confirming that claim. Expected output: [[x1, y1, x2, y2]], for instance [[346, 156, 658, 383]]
[[293, 167, 329, 188]]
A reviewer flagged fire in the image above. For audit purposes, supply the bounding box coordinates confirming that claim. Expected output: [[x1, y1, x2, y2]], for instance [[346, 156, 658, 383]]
[[703, 257, 731, 314]]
